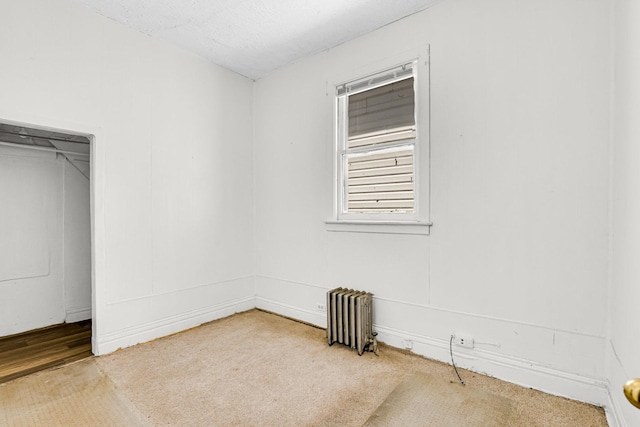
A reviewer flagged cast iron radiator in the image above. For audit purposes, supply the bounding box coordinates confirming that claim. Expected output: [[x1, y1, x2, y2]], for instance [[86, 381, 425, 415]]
[[326, 288, 378, 355]]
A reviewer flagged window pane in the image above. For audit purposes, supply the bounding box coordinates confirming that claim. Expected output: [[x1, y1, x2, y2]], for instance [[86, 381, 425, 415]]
[[348, 77, 414, 143], [346, 146, 414, 213]]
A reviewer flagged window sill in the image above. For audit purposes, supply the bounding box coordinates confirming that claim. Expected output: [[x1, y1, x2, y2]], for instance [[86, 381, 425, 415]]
[[324, 220, 431, 235]]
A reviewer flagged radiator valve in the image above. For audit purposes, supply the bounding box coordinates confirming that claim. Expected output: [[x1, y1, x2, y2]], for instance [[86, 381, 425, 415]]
[[368, 332, 379, 356]]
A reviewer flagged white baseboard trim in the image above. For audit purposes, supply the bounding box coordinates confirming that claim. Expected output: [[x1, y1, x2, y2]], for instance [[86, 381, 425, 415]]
[[374, 324, 609, 407], [254, 294, 609, 407], [66, 307, 92, 323], [255, 296, 326, 328], [94, 296, 256, 355], [92, 285, 617, 420], [603, 380, 626, 427]]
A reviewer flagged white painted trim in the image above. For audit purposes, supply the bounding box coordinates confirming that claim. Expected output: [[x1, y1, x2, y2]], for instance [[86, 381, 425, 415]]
[[66, 307, 92, 323], [329, 46, 431, 228], [373, 324, 609, 407], [372, 296, 606, 340], [105, 275, 256, 306], [255, 288, 611, 408], [94, 296, 255, 355], [87, 275, 618, 415], [325, 220, 431, 235], [256, 274, 329, 291], [603, 381, 625, 427], [256, 274, 605, 340], [255, 296, 326, 327], [0, 111, 104, 358]]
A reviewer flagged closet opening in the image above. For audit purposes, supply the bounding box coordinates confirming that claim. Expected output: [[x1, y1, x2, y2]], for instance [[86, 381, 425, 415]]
[[0, 121, 93, 382]]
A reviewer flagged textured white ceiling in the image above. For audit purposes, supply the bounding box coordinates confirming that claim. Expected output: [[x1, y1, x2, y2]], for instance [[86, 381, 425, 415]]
[[75, 0, 442, 80]]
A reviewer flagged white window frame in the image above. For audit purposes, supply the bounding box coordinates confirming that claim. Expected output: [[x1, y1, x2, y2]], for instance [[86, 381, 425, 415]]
[[328, 48, 431, 234]]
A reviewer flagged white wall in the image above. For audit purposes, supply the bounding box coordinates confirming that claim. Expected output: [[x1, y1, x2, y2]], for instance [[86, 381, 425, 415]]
[[3, 0, 634, 421], [254, 0, 611, 407], [0, 147, 65, 334], [0, 145, 90, 336], [608, 0, 640, 425], [63, 155, 92, 323], [0, 0, 255, 353]]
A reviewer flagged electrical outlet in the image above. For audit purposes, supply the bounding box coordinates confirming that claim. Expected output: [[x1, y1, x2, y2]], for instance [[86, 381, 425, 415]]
[[454, 334, 474, 349], [316, 303, 325, 312], [404, 339, 413, 349]]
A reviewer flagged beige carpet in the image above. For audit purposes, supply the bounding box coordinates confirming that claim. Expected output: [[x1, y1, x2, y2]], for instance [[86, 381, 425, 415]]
[[0, 357, 148, 426], [364, 371, 513, 426], [0, 310, 607, 426]]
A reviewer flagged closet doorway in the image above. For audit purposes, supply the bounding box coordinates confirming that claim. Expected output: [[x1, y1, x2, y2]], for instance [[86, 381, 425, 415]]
[[0, 122, 93, 377]]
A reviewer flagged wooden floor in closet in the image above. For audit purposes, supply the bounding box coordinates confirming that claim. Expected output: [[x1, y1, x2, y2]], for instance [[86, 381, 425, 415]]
[[0, 320, 92, 384]]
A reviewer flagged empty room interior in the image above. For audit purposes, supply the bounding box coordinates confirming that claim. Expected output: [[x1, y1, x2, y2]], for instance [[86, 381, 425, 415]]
[[1, 0, 639, 425]]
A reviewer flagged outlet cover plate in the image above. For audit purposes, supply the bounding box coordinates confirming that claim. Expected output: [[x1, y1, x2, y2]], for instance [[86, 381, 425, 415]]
[[455, 334, 474, 349]]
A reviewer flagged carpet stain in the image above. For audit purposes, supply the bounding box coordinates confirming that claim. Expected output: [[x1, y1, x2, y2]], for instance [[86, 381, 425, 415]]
[[364, 371, 514, 426], [0, 358, 149, 427], [1, 310, 607, 427]]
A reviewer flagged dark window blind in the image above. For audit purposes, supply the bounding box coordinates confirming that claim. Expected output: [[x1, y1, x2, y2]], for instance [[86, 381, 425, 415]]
[[348, 77, 415, 147]]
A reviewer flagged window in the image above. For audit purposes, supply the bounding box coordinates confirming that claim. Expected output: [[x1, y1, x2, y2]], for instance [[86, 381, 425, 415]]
[[335, 61, 419, 222]]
